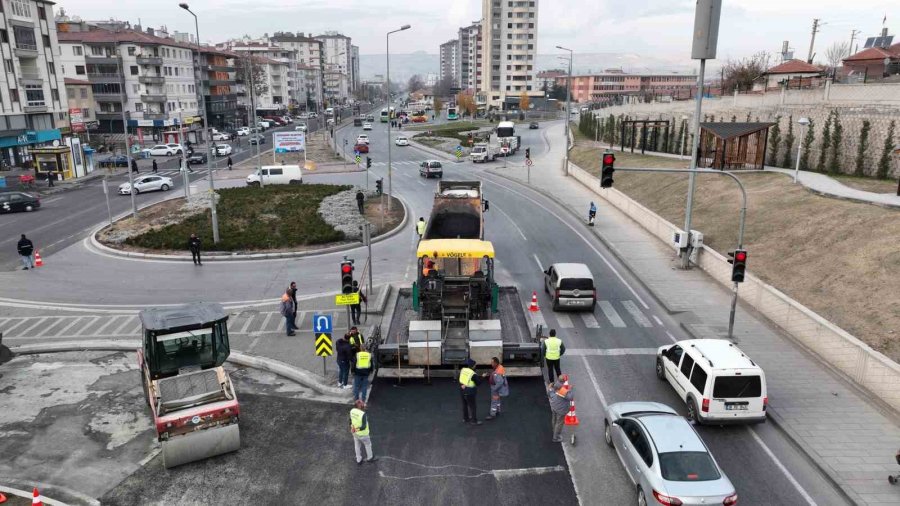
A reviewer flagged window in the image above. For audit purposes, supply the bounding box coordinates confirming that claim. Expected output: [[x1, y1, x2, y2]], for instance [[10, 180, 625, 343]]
[[75, 65, 85, 75], [82, 107, 90, 117], [13, 26, 37, 51], [67, 88, 75, 99], [90, 46, 104, 56], [51, 89, 59, 101], [135, 103, 143, 112], [130, 65, 138, 75], [24, 84, 45, 106], [128, 46, 136, 56], [42, 35, 50, 48], [4, 59, 13, 73], [80, 88, 87, 99], [9, 0, 31, 18], [689, 365, 708, 392], [0, 30, 7, 44], [38, 5, 46, 20], [9, 89, 18, 103], [713, 376, 762, 398], [132, 84, 139, 93], [48, 62, 55, 74], [270, 168, 283, 175], [72, 45, 83, 56], [680, 353, 695, 378], [659, 452, 721, 482]]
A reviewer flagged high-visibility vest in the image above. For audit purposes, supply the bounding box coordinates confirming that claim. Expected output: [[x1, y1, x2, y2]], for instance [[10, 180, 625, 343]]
[[350, 333, 365, 348], [356, 351, 372, 369], [350, 408, 369, 436], [545, 337, 562, 360], [555, 385, 570, 398], [417, 220, 427, 235], [459, 367, 476, 388]]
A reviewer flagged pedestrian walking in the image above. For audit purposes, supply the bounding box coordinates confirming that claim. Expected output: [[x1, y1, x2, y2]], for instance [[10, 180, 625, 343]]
[[350, 280, 367, 325], [17, 234, 34, 270], [482, 357, 509, 420], [459, 358, 482, 425], [588, 201, 596, 226], [349, 400, 377, 465], [336, 334, 352, 389], [152, 159, 158, 173], [47, 171, 54, 187], [188, 233, 202, 265], [131, 158, 139, 173], [289, 281, 299, 326], [352, 345, 372, 403], [548, 375, 574, 443], [416, 217, 427, 240], [280, 288, 297, 336], [541, 328, 566, 383], [227, 156, 233, 170], [355, 189, 365, 214]]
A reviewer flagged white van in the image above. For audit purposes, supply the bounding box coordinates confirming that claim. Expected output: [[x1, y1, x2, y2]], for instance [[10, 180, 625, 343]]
[[656, 339, 767, 425], [543, 262, 596, 311], [246, 165, 303, 186]]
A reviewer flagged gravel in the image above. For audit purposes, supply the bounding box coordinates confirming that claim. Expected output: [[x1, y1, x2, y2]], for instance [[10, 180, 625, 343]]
[[317, 188, 376, 240], [100, 192, 219, 245]]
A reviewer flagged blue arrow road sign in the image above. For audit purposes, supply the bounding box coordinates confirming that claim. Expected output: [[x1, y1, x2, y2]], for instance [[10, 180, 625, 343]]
[[313, 313, 333, 334], [354, 150, 360, 156]]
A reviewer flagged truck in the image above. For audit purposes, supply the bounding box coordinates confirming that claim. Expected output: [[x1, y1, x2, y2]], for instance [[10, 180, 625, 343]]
[[469, 142, 499, 163], [375, 181, 542, 375], [137, 302, 241, 468], [493, 121, 520, 156]]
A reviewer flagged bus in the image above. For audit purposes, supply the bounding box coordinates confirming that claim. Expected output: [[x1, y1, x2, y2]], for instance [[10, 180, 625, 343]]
[[447, 107, 459, 121], [380, 108, 389, 123]]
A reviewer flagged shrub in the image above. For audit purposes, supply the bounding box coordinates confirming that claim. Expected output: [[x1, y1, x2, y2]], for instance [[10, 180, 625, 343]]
[[767, 115, 782, 166], [781, 115, 795, 168], [877, 120, 896, 179], [828, 111, 843, 174], [817, 111, 832, 173], [854, 120, 871, 177], [798, 118, 815, 171]]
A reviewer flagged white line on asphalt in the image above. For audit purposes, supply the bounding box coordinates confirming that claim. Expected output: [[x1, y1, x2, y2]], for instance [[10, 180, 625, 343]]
[[375, 456, 567, 480], [555, 313, 574, 329], [0, 318, 29, 333], [664, 331, 677, 343], [13, 316, 48, 337], [621, 300, 652, 328], [126, 320, 143, 337], [581, 313, 600, 328], [480, 176, 649, 309], [260, 311, 275, 332], [533, 254, 543, 272], [417, 179, 427, 186], [94, 316, 121, 336], [32, 317, 64, 338], [0, 317, 9, 327], [75, 316, 100, 335], [652, 315, 663, 326], [55, 316, 84, 337], [295, 312, 308, 332], [598, 301, 626, 328], [581, 355, 609, 409], [747, 428, 818, 506], [568, 348, 657, 356], [112, 315, 137, 335], [494, 205, 527, 241]]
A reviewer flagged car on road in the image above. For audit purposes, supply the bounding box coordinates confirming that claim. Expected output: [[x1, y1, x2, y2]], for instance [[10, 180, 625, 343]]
[[145, 144, 183, 156], [366, 115, 375, 122], [604, 402, 737, 506], [0, 191, 40, 213], [237, 127, 251, 136], [356, 134, 370, 145], [308, 112, 318, 119], [249, 135, 266, 145], [419, 160, 443, 178], [258, 121, 271, 130], [98, 154, 131, 168], [214, 144, 233, 156], [188, 152, 208, 165], [247, 165, 303, 186], [543, 263, 596, 311], [395, 136, 409, 146], [295, 124, 307, 132], [354, 118, 363, 127], [411, 115, 427, 123], [656, 339, 768, 425], [118, 175, 174, 195], [362, 123, 373, 130], [212, 132, 230, 142], [529, 121, 539, 129], [354, 143, 369, 154]]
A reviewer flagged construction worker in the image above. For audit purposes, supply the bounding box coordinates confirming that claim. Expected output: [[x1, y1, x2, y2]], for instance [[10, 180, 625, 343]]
[[547, 374, 574, 443], [352, 345, 372, 403], [483, 357, 509, 420], [349, 400, 377, 465], [350, 281, 367, 326], [541, 328, 566, 383], [459, 358, 482, 425], [416, 217, 427, 240], [348, 326, 365, 352], [422, 259, 437, 277]]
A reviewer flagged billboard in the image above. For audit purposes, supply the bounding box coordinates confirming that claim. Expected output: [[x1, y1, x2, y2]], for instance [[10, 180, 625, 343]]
[[69, 108, 85, 133], [273, 132, 306, 153]]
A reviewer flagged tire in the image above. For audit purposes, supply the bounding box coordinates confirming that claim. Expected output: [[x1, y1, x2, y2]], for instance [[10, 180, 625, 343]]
[[637, 488, 647, 506], [289, 180, 301, 185], [24, 204, 34, 212], [687, 398, 701, 425], [604, 420, 614, 447], [656, 359, 666, 380], [249, 181, 260, 188], [133, 187, 141, 195], [160, 184, 170, 191]]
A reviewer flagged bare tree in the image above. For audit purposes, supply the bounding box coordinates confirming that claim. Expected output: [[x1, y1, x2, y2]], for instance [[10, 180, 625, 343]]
[[407, 74, 425, 93], [432, 76, 455, 97], [824, 41, 850, 70], [721, 51, 771, 93], [237, 56, 269, 98]]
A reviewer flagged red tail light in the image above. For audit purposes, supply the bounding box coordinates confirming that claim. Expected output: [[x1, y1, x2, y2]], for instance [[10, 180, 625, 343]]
[[702, 398, 710, 412], [555, 289, 560, 299], [652, 490, 683, 505], [591, 290, 597, 300], [762, 396, 768, 411], [723, 493, 738, 505]]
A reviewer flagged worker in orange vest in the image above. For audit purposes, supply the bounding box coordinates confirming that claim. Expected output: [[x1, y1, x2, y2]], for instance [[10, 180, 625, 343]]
[[483, 357, 509, 420], [422, 259, 437, 277], [547, 374, 574, 443]]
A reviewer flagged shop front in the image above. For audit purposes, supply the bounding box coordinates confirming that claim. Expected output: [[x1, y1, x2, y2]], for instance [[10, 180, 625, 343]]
[[32, 146, 75, 182], [0, 128, 62, 169]]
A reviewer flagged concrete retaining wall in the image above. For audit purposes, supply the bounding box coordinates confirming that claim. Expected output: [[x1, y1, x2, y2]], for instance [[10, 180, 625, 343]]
[[568, 160, 900, 412]]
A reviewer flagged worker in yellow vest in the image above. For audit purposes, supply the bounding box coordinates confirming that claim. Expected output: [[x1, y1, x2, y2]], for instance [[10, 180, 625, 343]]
[[349, 400, 377, 464], [459, 358, 483, 425], [541, 328, 566, 383], [416, 217, 427, 241], [353, 347, 373, 403]]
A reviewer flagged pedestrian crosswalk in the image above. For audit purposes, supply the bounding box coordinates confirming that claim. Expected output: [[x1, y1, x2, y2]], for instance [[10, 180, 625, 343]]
[[547, 299, 652, 331]]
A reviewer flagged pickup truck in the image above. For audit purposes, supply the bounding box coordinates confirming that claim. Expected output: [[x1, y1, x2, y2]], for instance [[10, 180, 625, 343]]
[[470, 143, 498, 163]]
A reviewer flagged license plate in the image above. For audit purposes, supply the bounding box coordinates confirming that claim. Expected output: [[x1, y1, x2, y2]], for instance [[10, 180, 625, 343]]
[[725, 404, 748, 411]]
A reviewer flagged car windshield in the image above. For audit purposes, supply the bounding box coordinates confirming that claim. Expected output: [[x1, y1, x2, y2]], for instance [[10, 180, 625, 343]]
[[659, 452, 721, 482], [713, 375, 762, 398]]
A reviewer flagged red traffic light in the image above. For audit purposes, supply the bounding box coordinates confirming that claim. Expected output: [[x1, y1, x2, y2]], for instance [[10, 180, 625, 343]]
[[341, 264, 352, 273], [602, 154, 615, 165], [735, 251, 747, 262]]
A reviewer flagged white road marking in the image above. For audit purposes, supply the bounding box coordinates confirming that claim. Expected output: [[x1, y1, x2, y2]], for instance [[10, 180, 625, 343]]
[[112, 315, 137, 335], [598, 301, 626, 328], [568, 348, 657, 356], [239, 314, 256, 334], [54, 316, 84, 337], [555, 313, 574, 329], [13, 316, 48, 337], [652, 315, 663, 326], [664, 331, 677, 343], [747, 428, 818, 506], [32, 317, 66, 337], [375, 456, 566, 481], [0, 318, 30, 333], [94, 316, 122, 335], [581, 355, 609, 409], [295, 312, 308, 332], [75, 316, 100, 335], [533, 254, 544, 272], [581, 313, 600, 328], [494, 205, 527, 241], [621, 300, 652, 328], [260, 311, 275, 332]]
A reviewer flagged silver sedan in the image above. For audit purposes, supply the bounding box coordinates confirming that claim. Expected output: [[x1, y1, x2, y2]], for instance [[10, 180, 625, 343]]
[[118, 175, 174, 195], [604, 402, 737, 506]]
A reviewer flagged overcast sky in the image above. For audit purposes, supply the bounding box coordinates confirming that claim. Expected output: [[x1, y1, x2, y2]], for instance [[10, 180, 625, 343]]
[[59, 0, 896, 64]]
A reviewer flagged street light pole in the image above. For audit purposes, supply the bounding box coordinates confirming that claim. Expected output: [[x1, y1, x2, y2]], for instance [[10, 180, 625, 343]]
[[386, 24, 411, 214], [180, 2, 220, 243], [557, 46, 573, 176]]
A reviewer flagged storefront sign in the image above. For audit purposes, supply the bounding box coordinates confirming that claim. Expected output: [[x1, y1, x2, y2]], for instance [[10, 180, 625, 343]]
[[69, 108, 85, 133]]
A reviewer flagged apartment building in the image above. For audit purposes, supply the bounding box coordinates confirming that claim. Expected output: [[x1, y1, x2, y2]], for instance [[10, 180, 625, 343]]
[[555, 71, 697, 103], [351, 45, 359, 94], [225, 41, 292, 113], [63, 77, 95, 132], [269, 32, 324, 111], [0, 0, 68, 167], [315, 32, 353, 102], [459, 22, 482, 92], [439, 39, 459, 85], [481, 0, 540, 109]]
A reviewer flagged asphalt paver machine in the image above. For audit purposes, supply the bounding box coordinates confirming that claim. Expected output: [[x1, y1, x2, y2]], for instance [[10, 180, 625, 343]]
[[137, 302, 240, 468]]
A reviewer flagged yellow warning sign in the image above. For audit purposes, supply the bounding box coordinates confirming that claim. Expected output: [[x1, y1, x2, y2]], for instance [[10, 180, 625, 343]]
[[335, 293, 360, 306], [316, 333, 333, 357]]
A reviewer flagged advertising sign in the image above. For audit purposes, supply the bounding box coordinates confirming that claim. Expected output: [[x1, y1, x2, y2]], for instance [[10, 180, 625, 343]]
[[273, 132, 306, 153], [69, 108, 85, 133]]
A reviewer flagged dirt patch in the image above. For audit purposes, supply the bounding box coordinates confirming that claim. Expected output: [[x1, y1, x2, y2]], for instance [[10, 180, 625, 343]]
[[570, 144, 689, 170], [364, 195, 404, 235]]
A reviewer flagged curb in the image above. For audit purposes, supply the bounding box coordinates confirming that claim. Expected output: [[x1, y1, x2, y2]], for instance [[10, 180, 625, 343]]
[[9, 340, 352, 401], [88, 191, 410, 262], [407, 137, 464, 163], [365, 283, 393, 315]]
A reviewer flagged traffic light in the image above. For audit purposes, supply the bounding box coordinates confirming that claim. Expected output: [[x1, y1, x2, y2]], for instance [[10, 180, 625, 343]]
[[727, 249, 748, 283], [366, 156, 372, 169], [601, 151, 616, 188], [525, 148, 531, 160], [341, 260, 354, 294], [375, 178, 383, 194]]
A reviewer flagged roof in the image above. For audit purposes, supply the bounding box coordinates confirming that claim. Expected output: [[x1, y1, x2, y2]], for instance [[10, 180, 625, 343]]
[[64, 77, 91, 86], [551, 263, 593, 278], [700, 122, 774, 140], [417, 239, 495, 259], [680, 339, 759, 370], [638, 414, 707, 454], [139, 303, 228, 332], [843, 43, 900, 62], [763, 59, 823, 75], [58, 28, 233, 57]]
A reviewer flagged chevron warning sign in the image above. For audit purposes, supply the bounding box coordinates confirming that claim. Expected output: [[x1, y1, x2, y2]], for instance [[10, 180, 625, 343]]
[[316, 333, 333, 357]]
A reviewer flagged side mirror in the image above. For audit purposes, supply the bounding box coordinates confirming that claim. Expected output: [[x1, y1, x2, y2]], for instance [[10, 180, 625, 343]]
[[610, 419, 621, 427], [544, 268, 550, 275]]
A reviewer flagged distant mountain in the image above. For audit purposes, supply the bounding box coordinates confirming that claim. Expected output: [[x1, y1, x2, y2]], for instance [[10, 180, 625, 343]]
[[359, 51, 695, 82]]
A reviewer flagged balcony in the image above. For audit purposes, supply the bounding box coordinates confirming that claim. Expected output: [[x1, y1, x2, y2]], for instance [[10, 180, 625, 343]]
[[86, 55, 118, 65], [140, 94, 167, 103], [206, 64, 235, 72], [203, 78, 233, 87], [93, 93, 121, 102], [136, 56, 163, 65], [142, 112, 167, 120], [138, 75, 165, 84], [18, 69, 42, 82], [14, 44, 39, 59], [24, 104, 47, 113]]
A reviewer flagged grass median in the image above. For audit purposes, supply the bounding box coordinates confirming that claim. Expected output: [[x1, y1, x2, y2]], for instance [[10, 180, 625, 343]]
[[406, 120, 494, 145]]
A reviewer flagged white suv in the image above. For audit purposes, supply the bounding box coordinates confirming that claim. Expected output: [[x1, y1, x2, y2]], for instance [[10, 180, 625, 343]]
[[356, 134, 369, 145], [656, 339, 767, 425]]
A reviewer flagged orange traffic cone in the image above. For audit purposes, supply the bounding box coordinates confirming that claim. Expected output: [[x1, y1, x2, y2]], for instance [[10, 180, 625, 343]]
[[32, 487, 42, 506], [0, 492, 7, 503], [34, 250, 43, 267], [528, 291, 539, 312], [561, 374, 570, 388], [564, 400, 580, 426]]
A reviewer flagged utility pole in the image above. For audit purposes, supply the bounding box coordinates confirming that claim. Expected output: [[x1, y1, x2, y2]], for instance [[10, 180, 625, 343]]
[[848, 29, 861, 58], [807, 18, 821, 64]]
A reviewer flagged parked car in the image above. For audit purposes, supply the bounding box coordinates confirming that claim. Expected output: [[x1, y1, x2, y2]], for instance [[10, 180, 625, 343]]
[[212, 132, 230, 142], [281, 116, 293, 124], [0, 191, 40, 213], [295, 124, 307, 132], [354, 143, 369, 154], [543, 263, 596, 311], [419, 160, 443, 178], [529, 122, 539, 129], [145, 144, 183, 156], [395, 136, 409, 146], [308, 112, 318, 119], [249, 135, 266, 145], [264, 117, 284, 126], [99, 154, 131, 168], [188, 152, 208, 165], [604, 402, 737, 506], [411, 115, 427, 123], [657, 339, 768, 425], [246, 165, 303, 186], [237, 127, 251, 136], [362, 123, 373, 130], [257, 121, 271, 130], [118, 175, 174, 195], [214, 144, 233, 156]]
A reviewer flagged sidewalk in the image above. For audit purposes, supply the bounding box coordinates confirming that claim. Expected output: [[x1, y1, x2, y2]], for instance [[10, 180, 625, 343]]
[[491, 122, 900, 505]]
